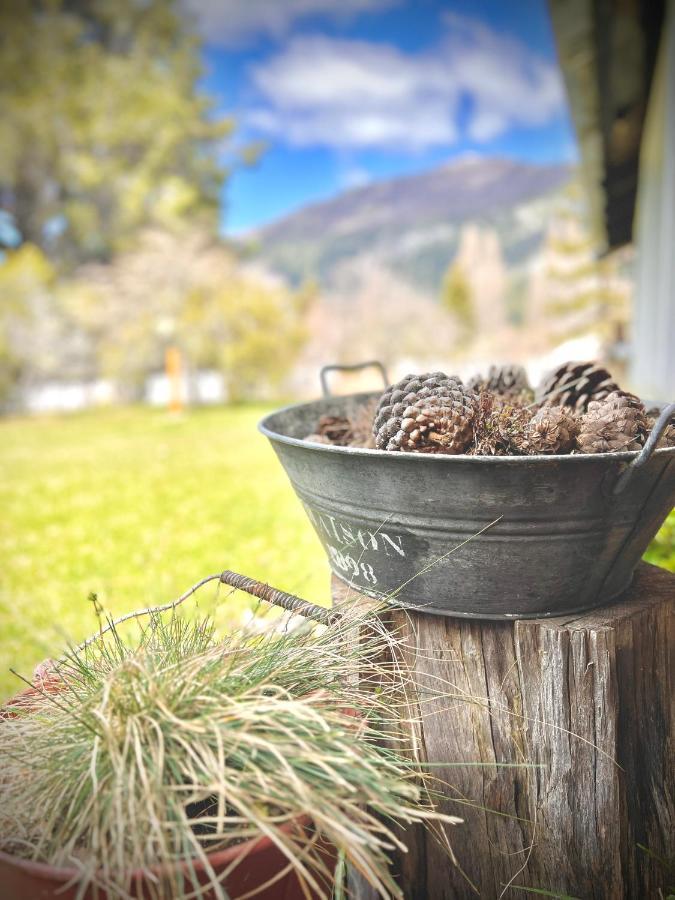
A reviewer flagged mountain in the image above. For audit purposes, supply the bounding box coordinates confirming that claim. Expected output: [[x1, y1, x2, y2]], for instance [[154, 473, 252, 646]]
[[249, 157, 572, 297]]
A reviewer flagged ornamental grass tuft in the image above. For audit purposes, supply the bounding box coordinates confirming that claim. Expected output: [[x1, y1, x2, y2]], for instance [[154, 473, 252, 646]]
[[0, 598, 459, 899]]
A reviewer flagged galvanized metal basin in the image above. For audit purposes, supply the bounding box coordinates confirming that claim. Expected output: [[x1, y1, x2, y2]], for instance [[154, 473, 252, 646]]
[[259, 374, 675, 619]]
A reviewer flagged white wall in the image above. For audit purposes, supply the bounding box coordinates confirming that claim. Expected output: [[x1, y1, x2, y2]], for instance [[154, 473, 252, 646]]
[[631, 0, 675, 401]]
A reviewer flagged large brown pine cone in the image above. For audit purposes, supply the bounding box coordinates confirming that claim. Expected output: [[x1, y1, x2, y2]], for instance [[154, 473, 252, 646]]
[[373, 372, 477, 453], [517, 405, 579, 455], [577, 391, 649, 453], [468, 364, 533, 402], [536, 361, 621, 411]]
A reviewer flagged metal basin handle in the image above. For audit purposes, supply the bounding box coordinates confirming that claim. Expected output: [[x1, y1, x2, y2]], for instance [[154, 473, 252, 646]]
[[217, 570, 340, 625], [72, 571, 340, 657], [613, 401, 675, 495], [320, 360, 389, 397]]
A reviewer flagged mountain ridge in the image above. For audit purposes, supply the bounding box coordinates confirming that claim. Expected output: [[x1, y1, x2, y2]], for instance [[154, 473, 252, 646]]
[[254, 157, 569, 238], [249, 156, 573, 295]]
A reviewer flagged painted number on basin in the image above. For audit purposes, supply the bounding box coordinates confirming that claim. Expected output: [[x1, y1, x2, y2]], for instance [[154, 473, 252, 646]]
[[303, 504, 417, 590]]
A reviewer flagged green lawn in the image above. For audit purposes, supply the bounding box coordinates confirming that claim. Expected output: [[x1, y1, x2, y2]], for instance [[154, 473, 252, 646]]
[[1, 406, 673, 701], [0, 405, 329, 700]]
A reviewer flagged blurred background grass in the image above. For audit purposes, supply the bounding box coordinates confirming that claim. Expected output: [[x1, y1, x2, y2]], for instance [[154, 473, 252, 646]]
[[1, 405, 672, 701], [0, 406, 330, 700]]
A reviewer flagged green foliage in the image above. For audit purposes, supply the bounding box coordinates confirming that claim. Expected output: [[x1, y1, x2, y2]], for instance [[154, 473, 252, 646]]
[[505, 270, 528, 326], [0, 406, 329, 700], [0, 229, 312, 407], [61, 228, 314, 399], [0, 1, 274, 405], [441, 260, 475, 336], [543, 184, 630, 342], [0, 244, 55, 404], [643, 509, 675, 571], [0, 0, 235, 266], [181, 274, 316, 402]]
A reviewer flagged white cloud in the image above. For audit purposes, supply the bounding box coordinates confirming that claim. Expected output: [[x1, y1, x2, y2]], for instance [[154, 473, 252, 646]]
[[246, 13, 567, 151], [441, 13, 565, 128], [340, 165, 372, 189], [468, 110, 508, 142], [182, 0, 397, 47], [248, 35, 458, 149]]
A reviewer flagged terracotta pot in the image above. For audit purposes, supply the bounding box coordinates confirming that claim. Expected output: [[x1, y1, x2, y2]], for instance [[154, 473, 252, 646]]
[[0, 683, 337, 900], [0, 820, 336, 900]]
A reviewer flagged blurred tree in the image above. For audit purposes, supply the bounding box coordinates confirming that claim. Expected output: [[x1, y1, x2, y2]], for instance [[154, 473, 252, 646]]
[[0, 245, 54, 406], [0, 0, 239, 267], [543, 185, 631, 345], [441, 260, 475, 338], [66, 229, 314, 401], [505, 270, 528, 327], [181, 275, 315, 403]]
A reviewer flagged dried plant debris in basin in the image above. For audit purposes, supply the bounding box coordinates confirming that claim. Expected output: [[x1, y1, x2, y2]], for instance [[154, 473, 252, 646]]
[[303, 361, 670, 457], [0, 609, 458, 900], [305, 414, 354, 446], [470, 395, 578, 456], [469, 392, 531, 456], [373, 372, 477, 453], [467, 364, 534, 404], [351, 397, 380, 447], [305, 399, 378, 448]]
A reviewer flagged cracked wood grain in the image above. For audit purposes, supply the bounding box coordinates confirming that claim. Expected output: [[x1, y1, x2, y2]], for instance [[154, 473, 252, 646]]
[[334, 561, 674, 899]]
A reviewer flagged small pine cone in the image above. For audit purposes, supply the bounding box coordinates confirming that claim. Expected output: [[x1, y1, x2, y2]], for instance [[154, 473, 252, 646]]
[[655, 423, 675, 448], [536, 361, 621, 411], [307, 415, 354, 446], [646, 411, 675, 448], [468, 364, 533, 402], [577, 391, 649, 453], [517, 405, 578, 455], [470, 391, 532, 455], [373, 372, 476, 453]]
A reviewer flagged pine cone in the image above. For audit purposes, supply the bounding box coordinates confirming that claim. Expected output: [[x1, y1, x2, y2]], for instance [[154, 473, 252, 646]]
[[577, 391, 649, 453], [306, 415, 353, 446], [373, 372, 476, 453], [468, 364, 533, 402], [470, 392, 532, 455], [517, 405, 579, 455], [655, 422, 675, 448], [536, 361, 621, 411], [645, 407, 675, 449]]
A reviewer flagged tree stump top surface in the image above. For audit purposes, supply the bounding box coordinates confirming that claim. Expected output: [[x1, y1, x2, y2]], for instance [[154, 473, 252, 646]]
[[334, 560, 673, 624]]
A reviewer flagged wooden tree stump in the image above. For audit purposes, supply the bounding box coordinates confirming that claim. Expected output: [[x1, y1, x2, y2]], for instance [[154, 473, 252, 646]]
[[333, 562, 674, 899]]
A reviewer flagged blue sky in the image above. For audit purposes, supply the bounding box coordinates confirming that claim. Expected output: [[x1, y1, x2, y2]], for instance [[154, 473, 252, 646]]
[[187, 0, 578, 233]]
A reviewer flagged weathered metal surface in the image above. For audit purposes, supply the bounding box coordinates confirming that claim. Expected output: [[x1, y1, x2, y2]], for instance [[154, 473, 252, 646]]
[[259, 393, 675, 618]]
